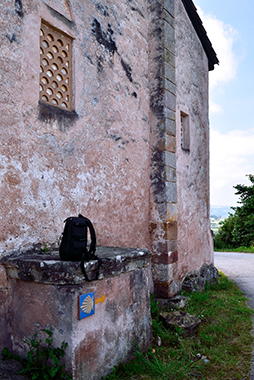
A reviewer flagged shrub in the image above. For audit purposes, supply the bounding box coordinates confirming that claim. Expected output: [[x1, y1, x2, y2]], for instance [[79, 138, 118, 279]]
[[2, 328, 72, 380]]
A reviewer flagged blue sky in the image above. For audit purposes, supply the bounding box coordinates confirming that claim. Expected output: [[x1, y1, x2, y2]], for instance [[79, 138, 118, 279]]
[[194, 0, 254, 207]]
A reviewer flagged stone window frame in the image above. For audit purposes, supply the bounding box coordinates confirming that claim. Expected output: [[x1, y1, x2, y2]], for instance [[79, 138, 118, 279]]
[[180, 111, 190, 152], [40, 20, 74, 112]]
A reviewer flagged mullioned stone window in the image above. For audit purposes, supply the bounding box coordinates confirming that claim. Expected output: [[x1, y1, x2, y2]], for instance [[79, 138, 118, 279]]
[[40, 21, 73, 111]]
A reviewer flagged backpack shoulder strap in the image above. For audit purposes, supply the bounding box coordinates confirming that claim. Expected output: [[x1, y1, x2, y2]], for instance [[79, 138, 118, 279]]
[[78, 214, 100, 281], [78, 214, 96, 255]]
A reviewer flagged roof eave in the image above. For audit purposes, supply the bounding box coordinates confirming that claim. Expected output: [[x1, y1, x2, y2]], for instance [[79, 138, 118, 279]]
[[181, 0, 219, 71]]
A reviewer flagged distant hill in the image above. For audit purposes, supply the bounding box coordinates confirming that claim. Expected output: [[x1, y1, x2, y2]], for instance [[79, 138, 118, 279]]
[[210, 206, 232, 219]]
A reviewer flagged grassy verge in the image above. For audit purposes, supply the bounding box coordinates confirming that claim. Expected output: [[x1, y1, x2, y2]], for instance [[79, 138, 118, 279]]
[[105, 274, 253, 380], [215, 247, 254, 253]]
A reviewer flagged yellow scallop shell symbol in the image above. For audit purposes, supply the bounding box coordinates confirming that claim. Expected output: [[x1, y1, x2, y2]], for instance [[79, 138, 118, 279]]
[[81, 295, 94, 314]]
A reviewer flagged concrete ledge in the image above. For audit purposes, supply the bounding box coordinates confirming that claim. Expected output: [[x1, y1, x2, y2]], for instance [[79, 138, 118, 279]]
[[0, 247, 152, 380], [0, 247, 151, 285]]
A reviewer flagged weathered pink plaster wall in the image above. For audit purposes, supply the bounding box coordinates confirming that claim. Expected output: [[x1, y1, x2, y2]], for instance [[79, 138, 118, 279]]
[[175, 0, 213, 281], [1, 0, 214, 295], [0, 0, 151, 254]]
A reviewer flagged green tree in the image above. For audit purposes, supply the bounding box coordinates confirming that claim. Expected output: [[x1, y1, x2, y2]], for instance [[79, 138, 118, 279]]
[[214, 175, 254, 248], [214, 214, 237, 249], [232, 174, 254, 247]]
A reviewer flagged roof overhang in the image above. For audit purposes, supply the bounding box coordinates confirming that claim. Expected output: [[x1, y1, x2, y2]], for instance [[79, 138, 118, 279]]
[[181, 0, 219, 71]]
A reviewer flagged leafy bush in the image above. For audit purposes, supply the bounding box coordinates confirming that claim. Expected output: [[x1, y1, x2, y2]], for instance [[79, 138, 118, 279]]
[[2, 329, 72, 380]]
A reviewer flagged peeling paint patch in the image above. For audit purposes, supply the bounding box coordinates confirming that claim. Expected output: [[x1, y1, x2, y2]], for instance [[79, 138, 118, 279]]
[[108, 133, 130, 148], [15, 0, 24, 17], [120, 58, 133, 82], [109, 134, 121, 142], [97, 55, 104, 73], [85, 54, 94, 65], [130, 6, 145, 18], [92, 19, 117, 55], [96, 3, 109, 17], [6, 34, 17, 43]]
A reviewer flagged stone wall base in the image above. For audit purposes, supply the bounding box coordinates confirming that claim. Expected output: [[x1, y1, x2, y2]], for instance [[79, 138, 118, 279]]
[[0, 247, 152, 380], [154, 280, 182, 299], [154, 263, 218, 298], [182, 264, 219, 293]]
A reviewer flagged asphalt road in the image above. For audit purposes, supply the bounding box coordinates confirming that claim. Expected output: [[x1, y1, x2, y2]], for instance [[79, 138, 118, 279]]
[[214, 251, 254, 308], [214, 251, 254, 379]]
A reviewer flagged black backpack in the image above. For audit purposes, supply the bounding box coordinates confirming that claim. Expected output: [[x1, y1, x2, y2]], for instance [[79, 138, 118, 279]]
[[59, 214, 97, 273]]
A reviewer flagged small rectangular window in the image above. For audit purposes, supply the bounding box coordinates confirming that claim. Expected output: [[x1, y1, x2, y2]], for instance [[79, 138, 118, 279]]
[[180, 111, 190, 152], [40, 21, 73, 111]]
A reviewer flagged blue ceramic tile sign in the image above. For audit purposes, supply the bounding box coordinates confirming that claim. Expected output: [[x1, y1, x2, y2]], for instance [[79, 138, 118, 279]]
[[79, 292, 95, 320]]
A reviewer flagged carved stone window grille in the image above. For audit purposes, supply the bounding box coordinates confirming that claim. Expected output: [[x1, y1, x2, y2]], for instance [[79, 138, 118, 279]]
[[40, 21, 73, 111]]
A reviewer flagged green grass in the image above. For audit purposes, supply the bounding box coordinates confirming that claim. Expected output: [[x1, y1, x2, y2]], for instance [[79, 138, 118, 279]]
[[105, 274, 253, 380], [215, 246, 254, 253]]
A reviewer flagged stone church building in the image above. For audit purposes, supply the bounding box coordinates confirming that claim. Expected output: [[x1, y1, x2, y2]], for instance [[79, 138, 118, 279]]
[[0, 0, 218, 378]]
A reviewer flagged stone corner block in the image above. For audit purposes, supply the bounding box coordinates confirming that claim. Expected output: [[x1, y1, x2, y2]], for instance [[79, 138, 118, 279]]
[[163, 220, 177, 240], [154, 279, 181, 299], [164, 62, 176, 84], [165, 134, 176, 153], [165, 117, 176, 136], [166, 203, 177, 219], [165, 151, 176, 168], [152, 262, 175, 283], [165, 181, 177, 203], [164, 0, 175, 17], [152, 250, 178, 265]]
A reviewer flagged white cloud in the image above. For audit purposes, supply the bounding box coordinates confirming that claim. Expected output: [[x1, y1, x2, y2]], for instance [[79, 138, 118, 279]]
[[209, 101, 222, 115], [196, 6, 238, 115], [210, 129, 254, 206], [195, 5, 253, 208], [197, 6, 238, 90]]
